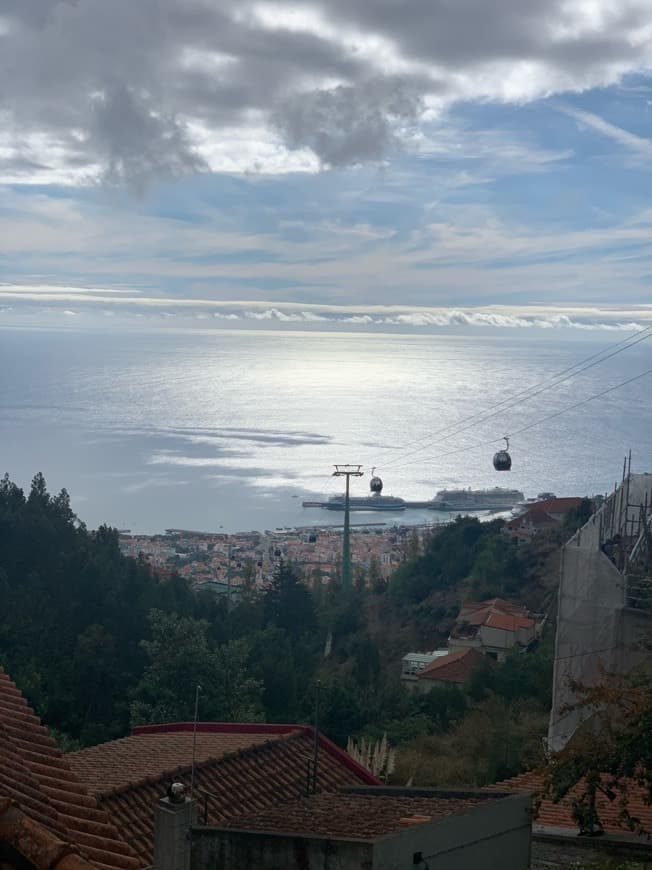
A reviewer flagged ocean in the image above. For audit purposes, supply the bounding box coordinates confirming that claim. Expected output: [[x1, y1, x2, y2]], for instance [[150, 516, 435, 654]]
[[1, 324, 650, 533]]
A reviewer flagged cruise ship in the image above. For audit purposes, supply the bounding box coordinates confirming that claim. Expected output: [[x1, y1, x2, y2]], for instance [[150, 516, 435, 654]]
[[323, 494, 406, 512], [429, 487, 524, 511]]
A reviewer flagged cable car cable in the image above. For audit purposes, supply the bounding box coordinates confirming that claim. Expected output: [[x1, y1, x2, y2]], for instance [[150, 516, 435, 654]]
[[386, 365, 652, 470], [380, 324, 652, 468], [379, 325, 652, 470], [373, 323, 652, 467]]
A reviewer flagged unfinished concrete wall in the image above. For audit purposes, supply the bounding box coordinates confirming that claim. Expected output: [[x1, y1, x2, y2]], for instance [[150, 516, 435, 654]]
[[548, 546, 625, 751], [190, 828, 372, 870], [548, 472, 652, 752]]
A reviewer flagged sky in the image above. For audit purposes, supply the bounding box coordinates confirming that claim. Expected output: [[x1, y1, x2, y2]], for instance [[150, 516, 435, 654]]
[[2, 0, 652, 332]]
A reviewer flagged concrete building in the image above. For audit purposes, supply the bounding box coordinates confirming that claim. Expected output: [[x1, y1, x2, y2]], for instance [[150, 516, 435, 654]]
[[190, 786, 532, 870], [548, 471, 652, 752]]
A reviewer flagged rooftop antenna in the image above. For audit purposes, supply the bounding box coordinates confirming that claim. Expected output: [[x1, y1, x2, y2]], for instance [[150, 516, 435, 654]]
[[311, 679, 321, 795], [332, 465, 363, 588], [190, 684, 201, 799]]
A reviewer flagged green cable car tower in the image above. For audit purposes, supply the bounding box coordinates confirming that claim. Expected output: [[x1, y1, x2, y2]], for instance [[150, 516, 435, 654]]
[[332, 464, 363, 588]]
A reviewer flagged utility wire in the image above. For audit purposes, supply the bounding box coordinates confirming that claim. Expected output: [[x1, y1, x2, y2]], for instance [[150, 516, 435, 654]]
[[377, 325, 652, 471], [387, 365, 652, 471]]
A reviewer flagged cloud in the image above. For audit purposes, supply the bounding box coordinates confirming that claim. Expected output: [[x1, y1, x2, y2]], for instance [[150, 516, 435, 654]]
[[273, 78, 423, 167], [556, 103, 652, 158], [2, 0, 652, 180], [90, 84, 207, 190], [2, 284, 650, 331]]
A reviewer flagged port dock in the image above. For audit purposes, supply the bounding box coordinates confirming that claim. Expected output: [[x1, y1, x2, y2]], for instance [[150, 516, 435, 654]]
[[302, 499, 436, 511]]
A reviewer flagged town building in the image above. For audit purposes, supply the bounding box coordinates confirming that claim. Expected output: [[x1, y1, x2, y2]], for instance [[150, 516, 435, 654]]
[[503, 497, 585, 544], [192, 786, 532, 870], [0, 662, 535, 870], [67, 721, 377, 868], [400, 649, 448, 683], [415, 648, 490, 690], [448, 598, 538, 662]]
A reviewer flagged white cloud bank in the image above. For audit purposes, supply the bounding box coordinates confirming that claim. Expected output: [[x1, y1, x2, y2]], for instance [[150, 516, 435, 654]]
[[1, 285, 650, 332]]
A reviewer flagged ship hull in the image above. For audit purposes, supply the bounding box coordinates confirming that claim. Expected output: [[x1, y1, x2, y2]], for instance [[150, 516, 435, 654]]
[[323, 498, 406, 512], [429, 488, 524, 512]]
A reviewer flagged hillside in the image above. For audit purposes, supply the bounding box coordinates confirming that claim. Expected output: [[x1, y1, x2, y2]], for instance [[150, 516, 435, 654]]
[[0, 471, 575, 786]]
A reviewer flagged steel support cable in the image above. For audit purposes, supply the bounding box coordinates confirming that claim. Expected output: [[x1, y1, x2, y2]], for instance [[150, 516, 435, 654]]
[[378, 325, 652, 471], [373, 322, 652, 468], [386, 365, 652, 471]]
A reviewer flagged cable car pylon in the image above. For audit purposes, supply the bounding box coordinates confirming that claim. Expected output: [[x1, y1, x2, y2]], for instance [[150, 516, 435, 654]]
[[332, 464, 364, 588]]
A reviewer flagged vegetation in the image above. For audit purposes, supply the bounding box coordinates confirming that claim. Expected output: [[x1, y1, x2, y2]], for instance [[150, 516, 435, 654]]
[[0, 473, 559, 792], [545, 665, 652, 834]]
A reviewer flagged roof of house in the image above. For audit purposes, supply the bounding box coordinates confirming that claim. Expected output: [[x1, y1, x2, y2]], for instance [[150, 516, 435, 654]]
[[0, 665, 139, 870], [69, 722, 380, 867], [417, 648, 488, 683], [483, 611, 535, 632], [510, 508, 560, 528], [534, 497, 584, 514], [455, 598, 535, 634], [0, 797, 94, 870], [490, 770, 652, 835], [461, 597, 525, 613], [68, 727, 282, 796], [219, 787, 516, 841]]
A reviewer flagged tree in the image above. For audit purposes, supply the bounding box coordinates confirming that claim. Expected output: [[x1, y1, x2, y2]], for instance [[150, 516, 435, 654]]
[[545, 667, 652, 834], [248, 626, 299, 721], [263, 561, 316, 640], [130, 609, 263, 726]]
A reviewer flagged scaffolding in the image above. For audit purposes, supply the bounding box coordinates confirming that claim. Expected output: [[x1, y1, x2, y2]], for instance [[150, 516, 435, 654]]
[[547, 461, 652, 753]]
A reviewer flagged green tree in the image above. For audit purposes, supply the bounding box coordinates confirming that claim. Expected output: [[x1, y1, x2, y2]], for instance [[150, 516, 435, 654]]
[[545, 667, 652, 834], [130, 609, 263, 726], [263, 561, 316, 640], [248, 626, 299, 721]]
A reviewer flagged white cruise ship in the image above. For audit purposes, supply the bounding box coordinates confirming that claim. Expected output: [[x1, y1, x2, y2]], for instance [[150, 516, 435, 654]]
[[429, 487, 524, 511]]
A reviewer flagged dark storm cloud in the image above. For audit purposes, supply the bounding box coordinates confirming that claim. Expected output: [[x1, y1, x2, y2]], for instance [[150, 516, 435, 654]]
[[90, 84, 207, 190], [273, 79, 424, 167], [1, 0, 650, 181]]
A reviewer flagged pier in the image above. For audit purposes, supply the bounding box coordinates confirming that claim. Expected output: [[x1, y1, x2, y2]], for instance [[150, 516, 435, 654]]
[[302, 499, 435, 510]]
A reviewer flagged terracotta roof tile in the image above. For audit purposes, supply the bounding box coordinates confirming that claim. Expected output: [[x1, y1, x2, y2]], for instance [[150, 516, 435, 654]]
[[490, 770, 652, 835], [71, 723, 379, 867], [418, 648, 488, 683], [0, 797, 96, 870], [483, 611, 535, 632], [461, 598, 527, 615], [220, 789, 509, 840], [534, 497, 584, 514], [68, 729, 282, 796], [0, 666, 139, 869]]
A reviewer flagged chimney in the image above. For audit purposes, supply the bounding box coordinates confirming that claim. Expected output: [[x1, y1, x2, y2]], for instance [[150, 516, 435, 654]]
[[154, 783, 197, 870]]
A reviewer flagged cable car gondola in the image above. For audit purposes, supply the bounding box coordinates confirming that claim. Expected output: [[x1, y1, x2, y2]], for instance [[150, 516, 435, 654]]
[[370, 467, 383, 494], [493, 437, 512, 471]]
